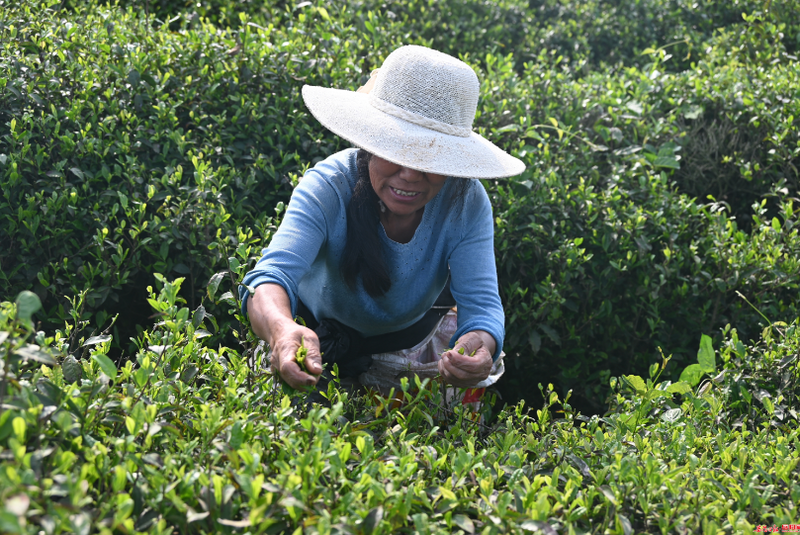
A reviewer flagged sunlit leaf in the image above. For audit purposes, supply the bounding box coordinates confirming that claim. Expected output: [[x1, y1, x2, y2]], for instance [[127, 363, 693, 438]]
[[15, 291, 41, 321], [83, 334, 112, 347], [666, 381, 692, 394], [92, 353, 118, 379], [207, 271, 227, 300], [15, 345, 57, 365], [622, 375, 646, 394], [697, 334, 715, 372], [679, 363, 705, 387], [187, 510, 209, 523], [453, 515, 475, 534]]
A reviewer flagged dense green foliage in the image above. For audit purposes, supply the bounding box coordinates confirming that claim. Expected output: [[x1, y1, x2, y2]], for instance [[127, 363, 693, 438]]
[[2, 0, 800, 412], [1, 0, 800, 530], [1, 279, 798, 533], [0, 1, 800, 411]]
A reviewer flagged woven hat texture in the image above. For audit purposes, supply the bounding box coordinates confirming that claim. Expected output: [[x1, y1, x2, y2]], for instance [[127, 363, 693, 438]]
[[302, 45, 525, 179]]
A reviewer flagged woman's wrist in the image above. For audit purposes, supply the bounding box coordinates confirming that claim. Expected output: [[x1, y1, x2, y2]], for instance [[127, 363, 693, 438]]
[[464, 330, 496, 358], [247, 283, 295, 344]]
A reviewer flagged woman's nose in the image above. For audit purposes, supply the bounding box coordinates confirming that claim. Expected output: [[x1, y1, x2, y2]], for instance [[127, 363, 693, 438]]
[[398, 166, 424, 182]]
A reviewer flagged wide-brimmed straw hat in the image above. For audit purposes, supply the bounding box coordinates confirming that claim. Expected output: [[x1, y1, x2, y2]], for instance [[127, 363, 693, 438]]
[[301, 45, 525, 179]]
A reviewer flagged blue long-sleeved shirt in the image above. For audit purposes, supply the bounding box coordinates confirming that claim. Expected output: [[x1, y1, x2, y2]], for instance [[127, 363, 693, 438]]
[[241, 149, 505, 359]]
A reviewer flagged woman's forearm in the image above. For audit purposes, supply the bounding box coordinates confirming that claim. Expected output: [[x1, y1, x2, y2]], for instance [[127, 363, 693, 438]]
[[247, 283, 295, 346], [247, 283, 323, 387]]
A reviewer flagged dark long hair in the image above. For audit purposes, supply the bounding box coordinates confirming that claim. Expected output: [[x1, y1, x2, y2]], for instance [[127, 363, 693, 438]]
[[340, 149, 471, 297]]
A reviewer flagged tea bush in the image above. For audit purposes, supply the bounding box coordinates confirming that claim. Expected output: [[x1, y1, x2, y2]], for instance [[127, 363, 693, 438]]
[[0, 0, 369, 349], [0, 282, 798, 533], [105, 0, 800, 72], [2, 0, 800, 414], [482, 45, 800, 409]]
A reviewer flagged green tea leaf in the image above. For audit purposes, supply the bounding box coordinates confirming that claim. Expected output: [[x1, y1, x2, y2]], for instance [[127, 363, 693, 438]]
[[653, 155, 680, 169], [207, 271, 226, 300], [62, 354, 82, 383], [622, 375, 646, 394], [453, 514, 475, 534], [296, 342, 308, 372], [666, 381, 692, 394], [15, 290, 41, 321], [92, 353, 118, 379], [192, 305, 206, 328], [12, 416, 26, 441], [125, 416, 136, 435], [230, 421, 244, 449], [529, 330, 541, 353], [218, 518, 251, 528], [134, 367, 150, 388], [538, 323, 561, 345], [187, 510, 210, 523], [679, 363, 705, 387], [626, 101, 643, 115], [15, 345, 57, 365], [83, 334, 112, 346], [661, 408, 682, 422], [181, 364, 199, 383], [697, 334, 715, 372], [617, 514, 633, 535], [361, 506, 383, 534], [0, 411, 14, 442], [143, 453, 163, 468]]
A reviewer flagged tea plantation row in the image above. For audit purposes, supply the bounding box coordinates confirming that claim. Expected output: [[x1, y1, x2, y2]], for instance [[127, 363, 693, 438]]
[[1, 279, 798, 533]]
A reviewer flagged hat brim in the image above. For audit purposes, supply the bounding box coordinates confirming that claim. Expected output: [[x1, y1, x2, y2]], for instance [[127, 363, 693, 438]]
[[302, 85, 525, 179]]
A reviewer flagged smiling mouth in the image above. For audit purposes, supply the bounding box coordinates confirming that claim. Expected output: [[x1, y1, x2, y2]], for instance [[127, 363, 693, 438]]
[[390, 187, 421, 198]]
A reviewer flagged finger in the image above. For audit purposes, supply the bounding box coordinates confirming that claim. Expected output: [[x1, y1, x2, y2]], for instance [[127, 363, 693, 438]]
[[445, 347, 492, 373], [299, 331, 323, 375], [279, 359, 318, 389], [440, 354, 486, 386], [278, 344, 320, 387], [439, 358, 478, 387], [452, 334, 482, 358], [444, 350, 492, 383], [276, 337, 320, 388], [438, 359, 464, 386]]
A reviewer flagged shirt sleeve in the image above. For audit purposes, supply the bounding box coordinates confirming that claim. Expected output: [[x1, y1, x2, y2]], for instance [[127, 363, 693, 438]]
[[447, 183, 505, 360], [239, 162, 344, 317]]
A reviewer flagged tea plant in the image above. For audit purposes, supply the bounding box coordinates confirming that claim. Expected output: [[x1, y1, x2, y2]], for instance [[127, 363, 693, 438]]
[[2, 281, 799, 533]]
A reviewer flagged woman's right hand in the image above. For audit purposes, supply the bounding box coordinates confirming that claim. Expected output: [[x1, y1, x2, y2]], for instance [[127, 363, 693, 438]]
[[268, 321, 323, 389], [247, 283, 323, 389]]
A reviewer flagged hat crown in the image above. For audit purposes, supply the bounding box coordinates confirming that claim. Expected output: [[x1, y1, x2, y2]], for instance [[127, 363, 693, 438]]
[[371, 45, 479, 132]]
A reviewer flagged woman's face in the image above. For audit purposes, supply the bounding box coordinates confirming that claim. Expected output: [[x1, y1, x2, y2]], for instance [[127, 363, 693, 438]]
[[369, 156, 448, 217]]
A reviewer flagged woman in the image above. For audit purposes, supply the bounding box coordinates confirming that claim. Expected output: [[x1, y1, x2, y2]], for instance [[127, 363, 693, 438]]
[[242, 45, 524, 392]]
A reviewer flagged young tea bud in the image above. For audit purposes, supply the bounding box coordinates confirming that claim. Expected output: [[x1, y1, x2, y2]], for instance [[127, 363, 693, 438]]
[[295, 340, 309, 373], [456, 347, 477, 357]]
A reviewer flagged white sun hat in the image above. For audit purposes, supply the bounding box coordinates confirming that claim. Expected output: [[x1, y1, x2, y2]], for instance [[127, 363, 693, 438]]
[[301, 45, 526, 179]]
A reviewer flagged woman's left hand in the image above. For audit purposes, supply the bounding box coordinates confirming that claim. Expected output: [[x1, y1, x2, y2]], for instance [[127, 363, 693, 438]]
[[438, 330, 496, 387]]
